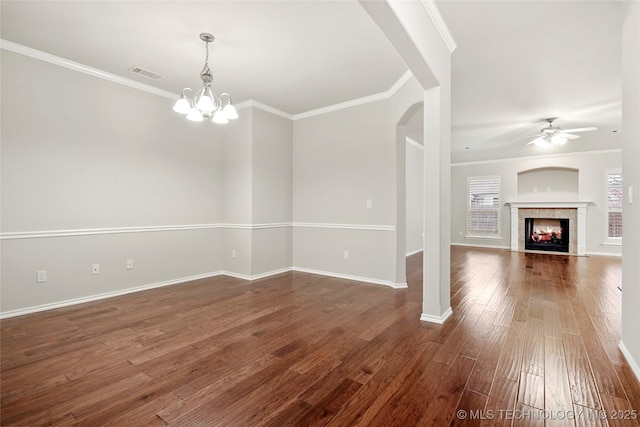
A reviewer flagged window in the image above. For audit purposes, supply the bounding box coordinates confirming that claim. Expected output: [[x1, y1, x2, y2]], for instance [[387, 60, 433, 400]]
[[607, 172, 623, 238], [467, 176, 501, 235]]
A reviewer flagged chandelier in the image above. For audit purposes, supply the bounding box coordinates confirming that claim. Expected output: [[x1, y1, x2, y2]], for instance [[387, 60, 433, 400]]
[[172, 33, 238, 124]]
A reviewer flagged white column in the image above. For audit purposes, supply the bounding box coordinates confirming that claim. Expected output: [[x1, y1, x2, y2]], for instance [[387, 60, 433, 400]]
[[510, 206, 519, 251], [577, 206, 587, 256]]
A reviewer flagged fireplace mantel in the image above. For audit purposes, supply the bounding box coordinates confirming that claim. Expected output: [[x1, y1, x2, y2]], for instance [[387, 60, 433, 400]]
[[506, 201, 592, 255], [506, 201, 591, 209]]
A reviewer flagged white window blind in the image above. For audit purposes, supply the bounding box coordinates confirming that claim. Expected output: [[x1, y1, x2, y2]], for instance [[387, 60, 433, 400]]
[[607, 173, 623, 238], [467, 176, 500, 234]]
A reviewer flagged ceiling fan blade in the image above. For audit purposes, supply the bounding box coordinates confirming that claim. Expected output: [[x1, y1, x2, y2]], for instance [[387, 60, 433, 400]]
[[561, 127, 597, 133], [522, 133, 544, 139], [527, 137, 546, 146], [557, 133, 580, 140]]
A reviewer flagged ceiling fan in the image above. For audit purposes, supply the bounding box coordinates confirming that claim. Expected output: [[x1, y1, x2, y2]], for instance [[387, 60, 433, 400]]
[[527, 118, 597, 147]]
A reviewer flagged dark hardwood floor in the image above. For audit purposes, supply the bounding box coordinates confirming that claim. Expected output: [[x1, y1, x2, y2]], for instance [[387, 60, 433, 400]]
[[2, 247, 639, 426]]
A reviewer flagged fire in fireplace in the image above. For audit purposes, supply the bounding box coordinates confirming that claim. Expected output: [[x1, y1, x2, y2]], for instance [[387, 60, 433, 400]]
[[524, 218, 570, 252]]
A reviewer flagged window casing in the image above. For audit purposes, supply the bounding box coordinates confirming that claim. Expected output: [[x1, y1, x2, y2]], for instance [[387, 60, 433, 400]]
[[606, 171, 623, 238], [467, 176, 501, 236]]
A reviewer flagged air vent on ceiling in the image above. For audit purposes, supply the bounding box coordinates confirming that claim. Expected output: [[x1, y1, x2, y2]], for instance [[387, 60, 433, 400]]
[[129, 66, 163, 80]]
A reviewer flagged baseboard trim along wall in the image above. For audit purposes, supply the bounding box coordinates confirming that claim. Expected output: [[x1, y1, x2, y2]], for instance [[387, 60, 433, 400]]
[[0, 265, 412, 319], [450, 242, 511, 250], [586, 251, 623, 257], [619, 341, 640, 383], [221, 267, 293, 282], [0, 271, 223, 319], [420, 307, 453, 324], [292, 267, 407, 289]]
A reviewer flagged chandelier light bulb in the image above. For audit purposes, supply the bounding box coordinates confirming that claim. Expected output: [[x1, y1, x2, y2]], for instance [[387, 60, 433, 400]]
[[186, 109, 204, 122], [223, 103, 239, 120], [172, 97, 191, 115], [212, 109, 229, 124]]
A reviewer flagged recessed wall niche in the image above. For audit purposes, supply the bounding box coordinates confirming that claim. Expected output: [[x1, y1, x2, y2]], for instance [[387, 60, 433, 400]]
[[517, 167, 579, 201]]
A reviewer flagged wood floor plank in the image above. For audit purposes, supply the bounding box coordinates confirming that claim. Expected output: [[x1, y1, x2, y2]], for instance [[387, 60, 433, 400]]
[[1, 248, 638, 426], [466, 324, 508, 395], [451, 389, 489, 426], [544, 354, 575, 426], [481, 377, 519, 427], [419, 355, 478, 426], [599, 393, 640, 427], [522, 319, 545, 376], [563, 332, 603, 410]]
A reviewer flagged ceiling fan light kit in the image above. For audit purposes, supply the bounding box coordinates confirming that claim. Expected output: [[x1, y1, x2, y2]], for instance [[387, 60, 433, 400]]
[[173, 33, 238, 124], [528, 118, 596, 148]]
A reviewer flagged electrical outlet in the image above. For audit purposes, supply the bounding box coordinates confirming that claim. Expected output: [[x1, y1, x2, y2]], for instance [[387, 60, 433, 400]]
[[126, 259, 134, 270], [37, 270, 47, 283], [344, 250, 349, 260], [232, 250, 237, 258], [367, 199, 373, 209], [92, 264, 100, 275]]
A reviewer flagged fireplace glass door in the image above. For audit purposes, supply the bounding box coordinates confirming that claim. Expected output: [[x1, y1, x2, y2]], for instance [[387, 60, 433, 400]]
[[524, 218, 570, 252]]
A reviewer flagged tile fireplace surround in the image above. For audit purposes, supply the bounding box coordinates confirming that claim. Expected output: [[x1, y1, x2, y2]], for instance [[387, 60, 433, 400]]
[[507, 202, 590, 256]]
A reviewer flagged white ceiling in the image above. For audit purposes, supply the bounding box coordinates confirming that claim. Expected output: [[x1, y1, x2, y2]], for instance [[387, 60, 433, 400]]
[[0, 0, 407, 115], [1, 1, 624, 158], [438, 0, 622, 158]]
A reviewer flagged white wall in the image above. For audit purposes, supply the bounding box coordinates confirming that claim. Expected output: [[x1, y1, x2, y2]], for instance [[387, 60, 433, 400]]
[[221, 106, 293, 278], [292, 99, 398, 284], [451, 150, 622, 256], [251, 108, 293, 275], [406, 140, 424, 254], [222, 109, 253, 277], [620, 0, 640, 381], [517, 167, 579, 201], [1, 50, 225, 314]]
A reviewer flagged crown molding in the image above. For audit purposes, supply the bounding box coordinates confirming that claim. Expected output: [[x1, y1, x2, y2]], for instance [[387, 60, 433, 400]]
[[2, 39, 414, 123], [1, 39, 177, 100], [420, 0, 457, 53], [451, 148, 623, 167], [293, 70, 413, 120], [235, 100, 293, 120]]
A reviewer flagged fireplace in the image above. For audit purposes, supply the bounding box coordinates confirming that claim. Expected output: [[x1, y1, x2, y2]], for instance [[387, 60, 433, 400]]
[[524, 218, 569, 252], [507, 202, 590, 256]]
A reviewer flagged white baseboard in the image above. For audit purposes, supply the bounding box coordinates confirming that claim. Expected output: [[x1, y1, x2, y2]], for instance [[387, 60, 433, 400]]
[[420, 307, 453, 324], [586, 251, 622, 257], [451, 242, 511, 250], [0, 271, 223, 319], [292, 267, 407, 289], [221, 267, 293, 281], [1, 266, 410, 319], [619, 340, 640, 383]]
